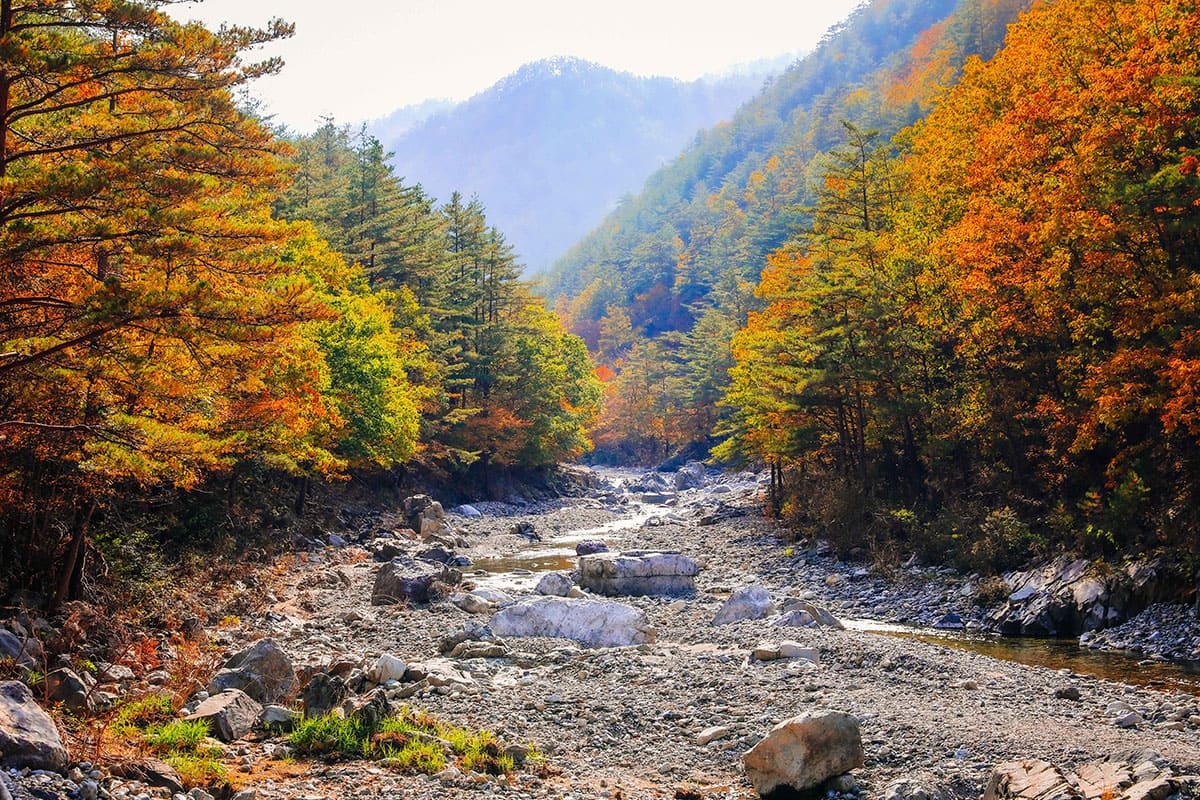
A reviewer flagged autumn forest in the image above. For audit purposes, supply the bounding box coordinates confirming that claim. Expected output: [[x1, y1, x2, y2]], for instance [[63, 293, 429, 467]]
[[3, 0, 1200, 609]]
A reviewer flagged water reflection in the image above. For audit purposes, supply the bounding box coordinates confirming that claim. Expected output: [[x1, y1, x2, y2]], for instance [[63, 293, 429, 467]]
[[846, 618, 1200, 696]]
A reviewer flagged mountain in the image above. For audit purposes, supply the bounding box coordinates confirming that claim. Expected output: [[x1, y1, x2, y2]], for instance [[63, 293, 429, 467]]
[[368, 98, 456, 143], [373, 57, 778, 273], [543, 0, 1026, 343]]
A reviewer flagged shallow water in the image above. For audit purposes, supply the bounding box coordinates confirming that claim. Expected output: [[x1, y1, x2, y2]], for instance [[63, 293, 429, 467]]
[[846, 618, 1200, 696], [467, 502, 659, 591]]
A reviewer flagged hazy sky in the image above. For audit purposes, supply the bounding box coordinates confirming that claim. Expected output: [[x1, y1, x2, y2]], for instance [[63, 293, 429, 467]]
[[174, 0, 864, 132]]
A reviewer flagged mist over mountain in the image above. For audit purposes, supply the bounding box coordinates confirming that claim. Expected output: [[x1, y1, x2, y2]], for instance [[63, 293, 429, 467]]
[[373, 56, 783, 273]]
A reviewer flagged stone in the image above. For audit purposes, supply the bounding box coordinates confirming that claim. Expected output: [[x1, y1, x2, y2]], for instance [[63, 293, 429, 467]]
[[452, 504, 482, 518], [578, 551, 699, 597], [300, 673, 346, 718], [260, 705, 299, 731], [416, 546, 456, 564], [778, 642, 820, 663], [743, 710, 865, 795], [984, 760, 1082, 800], [778, 600, 845, 629], [108, 758, 184, 793], [371, 560, 461, 605], [347, 689, 390, 728], [366, 654, 407, 684], [327, 533, 348, 548], [696, 726, 731, 745], [0, 680, 69, 771], [1054, 686, 1082, 701], [1114, 711, 1143, 728], [45, 668, 91, 711], [536, 572, 574, 597], [490, 596, 654, 648], [96, 662, 136, 683], [674, 462, 707, 490], [883, 776, 950, 800], [575, 541, 609, 556], [988, 556, 1167, 637], [449, 641, 509, 659], [934, 612, 964, 630], [0, 630, 38, 669], [185, 689, 262, 742], [451, 593, 495, 614], [712, 585, 774, 625], [207, 638, 295, 705]]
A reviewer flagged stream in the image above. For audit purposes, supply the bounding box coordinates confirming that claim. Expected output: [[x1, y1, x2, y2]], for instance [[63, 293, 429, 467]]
[[465, 471, 1199, 697]]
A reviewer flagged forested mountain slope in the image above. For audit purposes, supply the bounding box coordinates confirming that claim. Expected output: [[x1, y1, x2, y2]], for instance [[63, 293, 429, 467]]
[[379, 57, 775, 273]]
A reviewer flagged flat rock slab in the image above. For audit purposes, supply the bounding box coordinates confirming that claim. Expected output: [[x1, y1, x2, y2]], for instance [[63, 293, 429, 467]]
[[743, 710, 864, 796], [578, 551, 699, 597], [489, 596, 654, 647], [0, 680, 68, 771]]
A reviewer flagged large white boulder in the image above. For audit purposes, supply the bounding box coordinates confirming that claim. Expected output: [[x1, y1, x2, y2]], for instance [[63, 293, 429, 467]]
[[490, 596, 654, 648]]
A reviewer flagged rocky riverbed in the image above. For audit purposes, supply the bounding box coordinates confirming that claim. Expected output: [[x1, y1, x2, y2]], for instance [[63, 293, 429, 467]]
[[3, 467, 1199, 800]]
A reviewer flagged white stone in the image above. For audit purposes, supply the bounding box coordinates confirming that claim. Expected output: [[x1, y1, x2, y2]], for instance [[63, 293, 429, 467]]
[[490, 596, 654, 648]]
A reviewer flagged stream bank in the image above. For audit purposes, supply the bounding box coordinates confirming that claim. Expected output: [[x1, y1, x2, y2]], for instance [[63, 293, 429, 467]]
[[3, 466, 1198, 800]]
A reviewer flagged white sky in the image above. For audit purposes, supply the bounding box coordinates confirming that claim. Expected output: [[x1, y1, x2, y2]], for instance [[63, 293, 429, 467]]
[[174, 0, 864, 132]]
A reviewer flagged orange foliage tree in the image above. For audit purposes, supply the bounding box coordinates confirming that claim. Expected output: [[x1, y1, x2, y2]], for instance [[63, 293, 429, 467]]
[[0, 1, 332, 602]]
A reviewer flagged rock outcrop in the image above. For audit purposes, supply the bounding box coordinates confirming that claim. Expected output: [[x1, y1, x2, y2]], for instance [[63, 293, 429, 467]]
[[742, 710, 864, 796], [489, 596, 654, 647], [985, 750, 1192, 800], [990, 558, 1170, 636]]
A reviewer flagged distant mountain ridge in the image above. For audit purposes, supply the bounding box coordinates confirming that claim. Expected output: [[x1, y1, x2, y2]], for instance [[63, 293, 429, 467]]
[[372, 56, 783, 273]]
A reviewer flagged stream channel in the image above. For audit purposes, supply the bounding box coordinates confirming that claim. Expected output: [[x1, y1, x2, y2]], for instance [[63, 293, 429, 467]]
[[466, 481, 1200, 697]]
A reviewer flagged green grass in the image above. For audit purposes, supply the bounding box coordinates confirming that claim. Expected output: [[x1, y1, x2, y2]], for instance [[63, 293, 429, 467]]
[[110, 694, 174, 738], [144, 719, 212, 753], [287, 705, 525, 776]]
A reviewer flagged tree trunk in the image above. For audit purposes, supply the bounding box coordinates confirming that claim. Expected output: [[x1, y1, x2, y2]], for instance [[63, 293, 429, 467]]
[[53, 500, 96, 608]]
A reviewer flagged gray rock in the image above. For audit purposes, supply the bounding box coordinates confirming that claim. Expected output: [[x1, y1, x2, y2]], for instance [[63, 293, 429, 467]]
[[742, 710, 864, 795], [0, 680, 69, 771], [536, 572, 574, 597], [260, 705, 299, 731], [883, 775, 951, 800], [0, 630, 38, 669], [778, 600, 846, 629], [371, 559, 461, 605], [108, 758, 184, 792], [1114, 710, 1143, 728], [185, 689, 263, 742], [990, 557, 1168, 637], [490, 596, 654, 647], [45, 668, 91, 712], [575, 541, 609, 556], [578, 551, 699, 597], [713, 585, 775, 625], [300, 673, 346, 718], [207, 637, 295, 704], [452, 504, 482, 518]]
